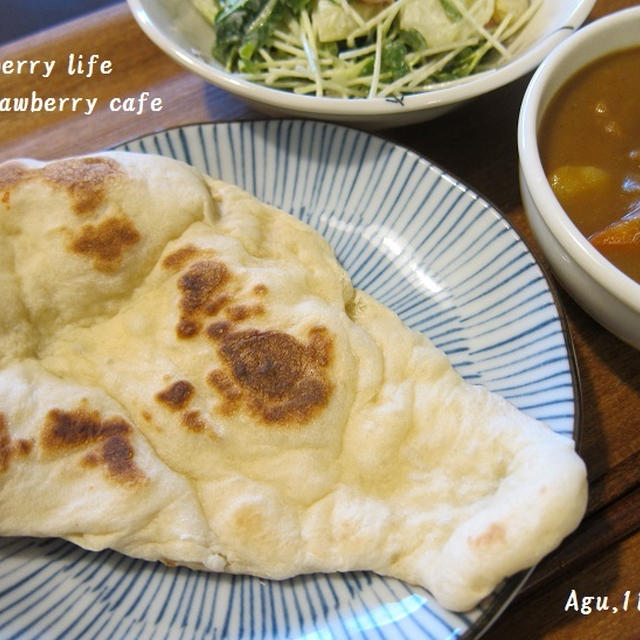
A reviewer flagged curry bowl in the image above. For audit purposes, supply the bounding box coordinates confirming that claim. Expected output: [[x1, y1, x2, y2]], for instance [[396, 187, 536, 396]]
[[127, 0, 595, 127], [518, 6, 640, 349]]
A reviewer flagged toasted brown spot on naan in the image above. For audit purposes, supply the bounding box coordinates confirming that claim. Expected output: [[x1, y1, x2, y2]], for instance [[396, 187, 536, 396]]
[[101, 435, 142, 483], [182, 410, 206, 433], [0, 161, 30, 191], [70, 215, 141, 272], [0, 413, 33, 474], [162, 244, 201, 271], [306, 327, 332, 367], [207, 369, 242, 410], [42, 408, 129, 449], [175, 259, 231, 338], [225, 304, 265, 321], [205, 294, 231, 316], [81, 436, 143, 484], [0, 414, 11, 473], [221, 331, 307, 397], [81, 451, 101, 468], [0, 158, 123, 215], [41, 157, 123, 215], [208, 327, 333, 424], [233, 504, 267, 537], [42, 407, 143, 484], [207, 321, 231, 339], [253, 283, 268, 296], [14, 439, 33, 457], [469, 523, 507, 548], [177, 319, 202, 340], [0, 162, 29, 209], [179, 260, 230, 312], [156, 380, 195, 410]]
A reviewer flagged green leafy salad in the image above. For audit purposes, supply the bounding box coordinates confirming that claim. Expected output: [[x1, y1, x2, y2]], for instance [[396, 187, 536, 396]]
[[192, 0, 542, 98]]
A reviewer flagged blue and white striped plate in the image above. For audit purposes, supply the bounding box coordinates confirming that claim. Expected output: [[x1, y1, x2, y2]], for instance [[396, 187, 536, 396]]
[[0, 121, 579, 639]]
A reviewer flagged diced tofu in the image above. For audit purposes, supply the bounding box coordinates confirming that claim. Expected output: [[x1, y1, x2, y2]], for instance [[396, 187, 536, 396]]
[[399, 0, 494, 48], [313, 0, 383, 43], [493, 0, 528, 22], [193, 0, 219, 24]]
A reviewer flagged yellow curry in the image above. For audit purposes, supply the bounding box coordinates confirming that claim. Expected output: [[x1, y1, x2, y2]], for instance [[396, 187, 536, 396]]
[[539, 46, 640, 284]]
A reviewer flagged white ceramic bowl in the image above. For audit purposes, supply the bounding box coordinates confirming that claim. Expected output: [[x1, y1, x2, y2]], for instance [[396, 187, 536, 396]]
[[518, 6, 640, 349], [127, 0, 595, 127]]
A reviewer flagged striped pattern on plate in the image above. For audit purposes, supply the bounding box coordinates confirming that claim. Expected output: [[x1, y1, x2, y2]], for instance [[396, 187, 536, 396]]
[[0, 120, 578, 639]]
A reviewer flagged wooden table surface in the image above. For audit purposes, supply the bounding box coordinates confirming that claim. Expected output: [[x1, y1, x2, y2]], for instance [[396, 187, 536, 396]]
[[1, 1, 639, 638]]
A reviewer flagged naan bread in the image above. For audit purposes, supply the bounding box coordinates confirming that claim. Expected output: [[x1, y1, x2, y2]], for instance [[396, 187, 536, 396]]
[[0, 152, 587, 612]]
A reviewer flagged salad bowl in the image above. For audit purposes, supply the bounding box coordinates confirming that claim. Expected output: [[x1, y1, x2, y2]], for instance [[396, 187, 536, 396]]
[[127, 0, 596, 126]]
